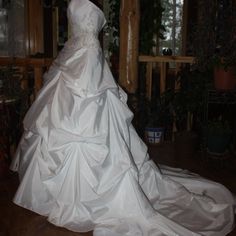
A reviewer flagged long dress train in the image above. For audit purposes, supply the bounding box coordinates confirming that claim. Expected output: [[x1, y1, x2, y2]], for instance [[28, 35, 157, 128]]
[[10, 0, 235, 235]]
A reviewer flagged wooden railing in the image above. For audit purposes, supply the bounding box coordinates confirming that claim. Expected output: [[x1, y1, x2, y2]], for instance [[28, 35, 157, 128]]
[[139, 55, 195, 100], [0, 56, 195, 100], [0, 57, 53, 99]]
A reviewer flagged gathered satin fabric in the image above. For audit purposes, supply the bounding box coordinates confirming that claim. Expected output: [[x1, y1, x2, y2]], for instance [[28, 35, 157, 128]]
[[10, 0, 235, 235]]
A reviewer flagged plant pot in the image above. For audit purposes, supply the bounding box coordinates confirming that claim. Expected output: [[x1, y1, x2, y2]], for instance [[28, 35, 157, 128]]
[[207, 133, 231, 155], [145, 127, 165, 146], [214, 67, 236, 90], [174, 131, 198, 158]]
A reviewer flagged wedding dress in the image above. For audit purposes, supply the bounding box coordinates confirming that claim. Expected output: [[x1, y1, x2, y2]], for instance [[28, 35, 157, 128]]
[[10, 0, 235, 235]]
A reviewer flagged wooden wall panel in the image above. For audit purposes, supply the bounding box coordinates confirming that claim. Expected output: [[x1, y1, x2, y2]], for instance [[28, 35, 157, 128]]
[[27, 0, 44, 55]]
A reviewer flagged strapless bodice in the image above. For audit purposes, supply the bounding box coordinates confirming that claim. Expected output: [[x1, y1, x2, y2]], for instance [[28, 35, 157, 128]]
[[67, 0, 106, 40]]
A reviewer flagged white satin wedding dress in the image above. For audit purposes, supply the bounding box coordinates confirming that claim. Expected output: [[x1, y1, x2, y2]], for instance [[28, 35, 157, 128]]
[[10, 0, 235, 235]]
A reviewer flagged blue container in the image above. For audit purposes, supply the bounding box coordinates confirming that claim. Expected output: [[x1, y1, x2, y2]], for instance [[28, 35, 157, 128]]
[[145, 127, 165, 144]]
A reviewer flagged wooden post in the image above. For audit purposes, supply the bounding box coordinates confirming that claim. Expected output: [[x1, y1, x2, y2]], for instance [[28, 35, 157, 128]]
[[27, 0, 44, 55], [119, 0, 140, 94]]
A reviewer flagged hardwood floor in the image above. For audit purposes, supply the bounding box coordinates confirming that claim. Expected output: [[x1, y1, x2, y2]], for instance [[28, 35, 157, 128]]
[[0, 174, 93, 236], [0, 142, 235, 235], [150, 142, 236, 236]]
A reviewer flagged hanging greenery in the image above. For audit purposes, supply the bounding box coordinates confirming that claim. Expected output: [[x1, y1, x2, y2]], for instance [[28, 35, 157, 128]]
[[107, 0, 165, 56], [139, 0, 165, 55], [192, 0, 236, 72], [107, 0, 120, 55]]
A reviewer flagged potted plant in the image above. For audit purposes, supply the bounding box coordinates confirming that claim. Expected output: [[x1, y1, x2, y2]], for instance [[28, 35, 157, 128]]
[[0, 66, 27, 179], [207, 118, 232, 155], [192, 0, 236, 90], [164, 67, 207, 157], [213, 1, 236, 90], [212, 45, 236, 90], [144, 96, 172, 146]]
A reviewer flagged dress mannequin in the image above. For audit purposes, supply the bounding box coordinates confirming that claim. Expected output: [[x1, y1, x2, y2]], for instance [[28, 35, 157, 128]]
[[11, 1, 235, 235]]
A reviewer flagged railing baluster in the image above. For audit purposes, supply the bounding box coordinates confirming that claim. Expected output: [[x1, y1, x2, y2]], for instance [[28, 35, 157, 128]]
[[146, 62, 153, 100], [19, 66, 28, 91], [0, 57, 53, 98], [160, 62, 167, 94], [175, 62, 181, 90], [139, 55, 195, 96], [34, 66, 43, 95]]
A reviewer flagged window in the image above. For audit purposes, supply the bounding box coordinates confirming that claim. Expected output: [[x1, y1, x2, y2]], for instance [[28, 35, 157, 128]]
[[0, 0, 25, 57], [0, 6, 8, 55], [160, 0, 184, 55]]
